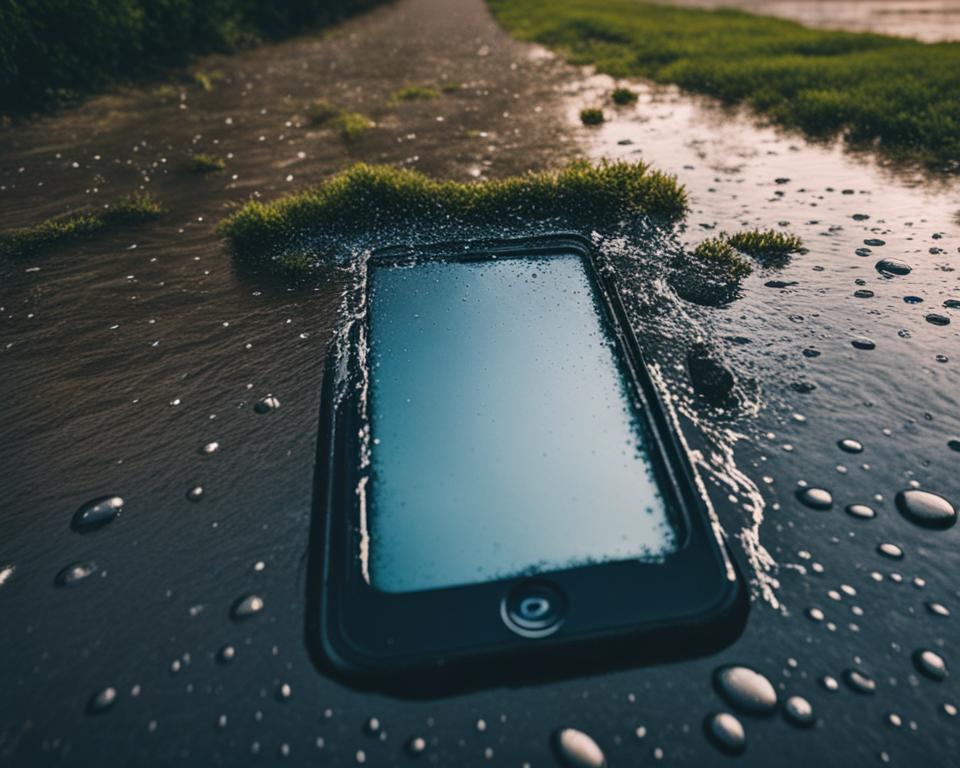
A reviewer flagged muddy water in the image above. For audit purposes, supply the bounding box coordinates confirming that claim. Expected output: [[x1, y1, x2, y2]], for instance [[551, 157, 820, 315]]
[[667, 0, 960, 41], [1, 0, 958, 766]]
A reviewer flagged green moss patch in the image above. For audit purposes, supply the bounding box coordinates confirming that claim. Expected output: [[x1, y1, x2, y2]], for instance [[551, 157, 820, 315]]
[[725, 228, 804, 267], [580, 107, 605, 125], [218, 160, 689, 275], [612, 86, 638, 105], [186, 153, 226, 173], [0, 193, 163, 259], [390, 84, 441, 102], [305, 101, 373, 140], [488, 0, 960, 168]]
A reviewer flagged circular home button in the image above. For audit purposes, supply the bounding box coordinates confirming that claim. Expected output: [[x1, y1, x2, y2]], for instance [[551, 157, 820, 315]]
[[501, 580, 566, 638]]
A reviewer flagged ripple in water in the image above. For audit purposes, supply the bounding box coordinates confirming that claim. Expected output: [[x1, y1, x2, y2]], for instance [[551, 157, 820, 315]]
[[71, 496, 123, 532], [713, 665, 778, 715], [552, 727, 606, 768], [895, 490, 957, 529]]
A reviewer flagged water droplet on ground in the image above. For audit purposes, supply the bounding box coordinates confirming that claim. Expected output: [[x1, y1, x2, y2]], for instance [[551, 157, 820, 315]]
[[783, 696, 815, 727], [231, 594, 264, 619], [864, 239, 886, 247], [88, 686, 117, 714], [913, 649, 949, 681], [796, 487, 833, 511], [72, 496, 123, 532], [926, 602, 950, 617], [925, 313, 951, 326], [55, 561, 98, 586], [843, 668, 877, 694], [846, 504, 876, 520], [553, 728, 606, 768], [703, 712, 746, 755], [254, 395, 281, 413], [838, 438, 864, 453], [875, 259, 911, 276], [186, 485, 204, 502], [877, 542, 904, 560], [714, 665, 778, 714], [895, 489, 956, 529], [200, 441, 220, 455], [218, 645, 236, 663], [851, 338, 876, 350]]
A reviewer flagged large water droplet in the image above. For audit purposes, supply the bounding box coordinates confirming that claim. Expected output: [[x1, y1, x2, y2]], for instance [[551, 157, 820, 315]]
[[87, 686, 117, 714], [925, 313, 951, 326], [895, 489, 957, 529], [55, 561, 98, 586], [255, 395, 281, 414], [72, 496, 123, 532], [875, 258, 911, 276], [552, 727, 606, 768], [796, 487, 833, 511], [838, 438, 863, 454], [703, 712, 746, 755], [913, 649, 949, 681], [231, 594, 264, 619], [783, 696, 814, 727], [713, 665, 778, 715]]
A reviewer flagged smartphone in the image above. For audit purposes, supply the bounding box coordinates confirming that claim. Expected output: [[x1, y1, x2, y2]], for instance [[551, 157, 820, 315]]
[[309, 234, 745, 692]]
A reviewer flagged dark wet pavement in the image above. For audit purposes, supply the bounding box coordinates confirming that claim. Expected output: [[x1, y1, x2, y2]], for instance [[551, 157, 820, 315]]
[[1, 0, 958, 765]]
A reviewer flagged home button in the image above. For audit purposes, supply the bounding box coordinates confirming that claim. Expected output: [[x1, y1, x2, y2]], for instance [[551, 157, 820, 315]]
[[501, 579, 566, 638]]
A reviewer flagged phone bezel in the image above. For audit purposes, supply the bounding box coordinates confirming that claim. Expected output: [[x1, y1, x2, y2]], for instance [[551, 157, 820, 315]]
[[309, 234, 745, 691]]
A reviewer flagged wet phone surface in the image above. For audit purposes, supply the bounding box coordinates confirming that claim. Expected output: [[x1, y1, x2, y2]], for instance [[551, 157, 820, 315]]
[[314, 237, 743, 687]]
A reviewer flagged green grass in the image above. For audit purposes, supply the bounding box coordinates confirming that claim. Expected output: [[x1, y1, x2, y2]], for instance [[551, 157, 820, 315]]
[[390, 84, 441, 102], [580, 107, 605, 125], [488, 0, 960, 169], [0, 193, 163, 259], [612, 86, 638, 105], [218, 160, 688, 275], [1, 1, 391, 113], [186, 153, 226, 173]]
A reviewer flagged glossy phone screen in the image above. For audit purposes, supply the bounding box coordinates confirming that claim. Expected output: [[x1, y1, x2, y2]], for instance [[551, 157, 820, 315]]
[[366, 253, 677, 593]]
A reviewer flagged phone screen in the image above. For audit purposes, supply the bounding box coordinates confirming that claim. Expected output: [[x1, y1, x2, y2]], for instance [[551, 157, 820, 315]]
[[366, 252, 677, 594]]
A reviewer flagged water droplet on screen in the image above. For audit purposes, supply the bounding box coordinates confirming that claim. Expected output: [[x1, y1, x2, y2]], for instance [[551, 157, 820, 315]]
[[87, 686, 117, 714], [552, 727, 606, 768], [713, 665, 778, 714], [703, 712, 746, 754], [231, 594, 264, 619], [796, 487, 833, 511], [783, 696, 814, 727], [72, 496, 123, 532], [913, 649, 949, 681], [843, 668, 877, 694]]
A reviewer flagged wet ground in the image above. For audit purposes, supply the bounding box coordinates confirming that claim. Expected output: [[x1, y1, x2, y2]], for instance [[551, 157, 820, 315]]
[[666, 0, 960, 41], [1, 0, 958, 765]]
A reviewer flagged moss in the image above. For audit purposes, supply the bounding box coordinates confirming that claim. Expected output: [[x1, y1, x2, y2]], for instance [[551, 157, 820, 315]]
[[334, 111, 374, 140], [691, 237, 753, 280], [725, 228, 804, 267], [218, 160, 689, 274], [612, 86, 638, 105], [306, 99, 342, 126], [488, 0, 960, 168], [440, 81, 464, 93], [580, 107, 605, 125], [0, 192, 163, 259], [191, 70, 223, 92], [186, 153, 226, 173], [391, 84, 441, 102]]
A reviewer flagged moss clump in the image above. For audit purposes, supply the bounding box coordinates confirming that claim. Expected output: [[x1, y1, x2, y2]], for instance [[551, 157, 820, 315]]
[[612, 86, 638, 105], [334, 111, 374, 140], [488, 0, 960, 168], [1, 192, 163, 259], [306, 99, 342, 126], [440, 81, 463, 93], [691, 237, 753, 280], [391, 84, 441, 102], [725, 229, 804, 267], [580, 107, 605, 125], [218, 160, 689, 274], [186, 153, 226, 173]]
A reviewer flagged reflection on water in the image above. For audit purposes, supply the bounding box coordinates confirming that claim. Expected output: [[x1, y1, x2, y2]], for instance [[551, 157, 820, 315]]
[[666, 0, 960, 41]]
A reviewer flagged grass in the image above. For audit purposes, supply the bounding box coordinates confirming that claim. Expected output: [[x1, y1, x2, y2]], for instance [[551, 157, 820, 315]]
[[612, 86, 638, 105], [390, 84, 441, 102], [218, 160, 689, 275], [186, 153, 225, 173], [1, 1, 391, 113], [0, 193, 163, 259], [689, 229, 804, 280], [304, 101, 373, 139], [580, 107, 605, 125], [488, 0, 960, 169]]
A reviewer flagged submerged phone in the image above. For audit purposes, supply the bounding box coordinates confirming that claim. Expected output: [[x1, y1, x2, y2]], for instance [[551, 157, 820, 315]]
[[309, 235, 745, 692]]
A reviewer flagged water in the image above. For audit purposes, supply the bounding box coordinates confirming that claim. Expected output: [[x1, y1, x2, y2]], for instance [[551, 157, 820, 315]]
[[703, 712, 747, 754], [366, 254, 674, 593], [713, 665, 778, 715]]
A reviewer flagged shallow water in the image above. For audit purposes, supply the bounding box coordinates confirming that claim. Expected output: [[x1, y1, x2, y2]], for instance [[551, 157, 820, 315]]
[[1, 0, 958, 765]]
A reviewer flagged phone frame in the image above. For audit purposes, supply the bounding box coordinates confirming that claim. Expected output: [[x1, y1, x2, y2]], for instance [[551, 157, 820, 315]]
[[308, 234, 746, 693]]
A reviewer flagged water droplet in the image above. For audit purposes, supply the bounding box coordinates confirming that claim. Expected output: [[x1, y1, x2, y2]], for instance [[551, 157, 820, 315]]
[[853, 289, 874, 298], [895, 489, 956, 529], [783, 696, 814, 727], [713, 665, 778, 715], [875, 259, 911, 276], [277, 683, 292, 701], [864, 239, 886, 247], [72, 496, 123, 532], [877, 542, 904, 560], [925, 313, 951, 326], [913, 649, 949, 681], [820, 675, 839, 692], [364, 716, 380, 735], [231, 594, 264, 619], [88, 686, 117, 714], [843, 668, 877, 694], [926, 602, 950, 618], [254, 395, 281, 414], [406, 736, 427, 756], [851, 338, 875, 350], [948, 439, 960, 452], [201, 441, 220, 455], [186, 485, 204, 502], [846, 504, 876, 520], [218, 645, 236, 663], [838, 438, 863, 454], [904, 295, 923, 304], [703, 712, 746, 755], [55, 561, 98, 586], [552, 727, 606, 768], [796, 487, 833, 511]]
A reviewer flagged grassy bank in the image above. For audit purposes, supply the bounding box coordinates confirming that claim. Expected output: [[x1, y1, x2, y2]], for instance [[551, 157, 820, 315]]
[[0, 0, 389, 113], [488, 0, 960, 169], [0, 193, 162, 258]]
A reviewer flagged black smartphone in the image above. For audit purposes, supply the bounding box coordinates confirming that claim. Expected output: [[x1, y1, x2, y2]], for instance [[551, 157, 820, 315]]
[[309, 234, 745, 693]]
